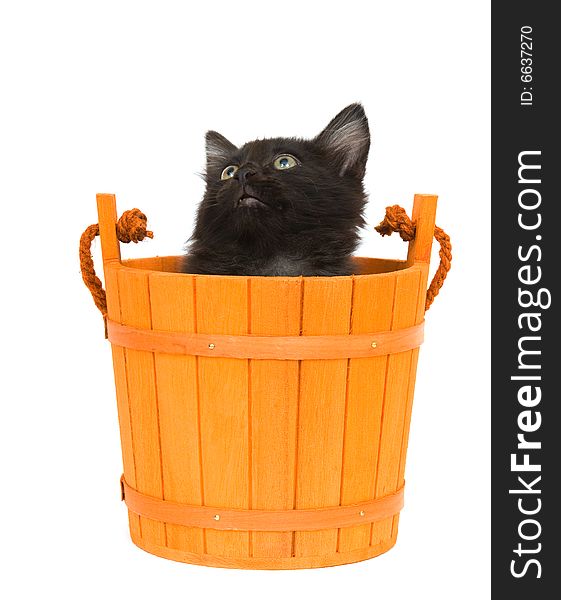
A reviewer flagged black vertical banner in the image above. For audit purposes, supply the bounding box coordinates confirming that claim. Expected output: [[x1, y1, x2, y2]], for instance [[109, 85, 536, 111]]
[[492, 2, 560, 598]]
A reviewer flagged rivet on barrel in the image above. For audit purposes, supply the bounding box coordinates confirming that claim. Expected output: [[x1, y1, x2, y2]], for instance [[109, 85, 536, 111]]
[[213, 514, 220, 521], [359, 510, 366, 517], [208, 343, 215, 350], [371, 341, 377, 349]]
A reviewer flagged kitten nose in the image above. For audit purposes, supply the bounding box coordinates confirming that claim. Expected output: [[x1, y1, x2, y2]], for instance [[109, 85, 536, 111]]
[[236, 166, 257, 185]]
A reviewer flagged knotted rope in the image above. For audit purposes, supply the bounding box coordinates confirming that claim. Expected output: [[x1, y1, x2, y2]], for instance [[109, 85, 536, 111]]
[[375, 205, 452, 310], [79, 209, 153, 334], [80, 204, 449, 334]]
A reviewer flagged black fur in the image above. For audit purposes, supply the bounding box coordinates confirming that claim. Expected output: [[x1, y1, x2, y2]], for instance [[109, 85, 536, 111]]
[[182, 103, 370, 276]]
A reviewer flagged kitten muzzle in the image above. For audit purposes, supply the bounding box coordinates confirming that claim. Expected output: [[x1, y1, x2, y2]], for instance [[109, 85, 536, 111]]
[[237, 193, 267, 209]]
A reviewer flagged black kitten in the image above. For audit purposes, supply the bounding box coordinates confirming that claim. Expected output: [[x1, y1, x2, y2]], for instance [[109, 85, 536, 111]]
[[182, 103, 370, 276]]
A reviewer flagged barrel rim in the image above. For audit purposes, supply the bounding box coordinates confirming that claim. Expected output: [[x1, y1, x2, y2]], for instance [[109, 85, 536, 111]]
[[105, 255, 423, 282]]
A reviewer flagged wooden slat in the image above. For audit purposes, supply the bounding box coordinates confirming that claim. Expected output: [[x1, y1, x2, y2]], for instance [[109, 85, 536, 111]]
[[293, 278, 353, 557], [388, 195, 437, 540], [149, 272, 204, 553], [249, 277, 301, 558], [390, 264, 429, 539], [122, 476, 403, 531], [398, 265, 431, 485], [96, 193, 120, 263], [370, 267, 422, 547], [118, 268, 166, 546], [105, 263, 140, 539], [407, 194, 438, 265], [388, 195, 438, 538], [96, 194, 140, 536], [337, 274, 396, 552], [106, 319, 423, 360], [195, 276, 250, 558]]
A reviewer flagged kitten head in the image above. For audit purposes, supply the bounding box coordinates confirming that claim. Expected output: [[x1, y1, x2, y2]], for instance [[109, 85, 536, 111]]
[[191, 103, 370, 254]]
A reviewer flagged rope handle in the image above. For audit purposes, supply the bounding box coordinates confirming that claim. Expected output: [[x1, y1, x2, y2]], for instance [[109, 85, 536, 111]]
[[80, 203, 450, 333], [79, 208, 153, 333], [375, 204, 452, 310]]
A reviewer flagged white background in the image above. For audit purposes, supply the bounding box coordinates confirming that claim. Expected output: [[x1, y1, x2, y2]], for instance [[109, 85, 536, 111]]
[[0, 1, 490, 598]]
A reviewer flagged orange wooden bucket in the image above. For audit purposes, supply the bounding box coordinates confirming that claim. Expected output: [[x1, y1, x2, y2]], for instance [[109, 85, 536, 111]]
[[81, 193, 450, 569]]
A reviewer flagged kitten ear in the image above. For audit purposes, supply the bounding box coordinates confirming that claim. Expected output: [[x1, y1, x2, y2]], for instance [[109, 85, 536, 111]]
[[205, 130, 237, 171], [314, 103, 370, 177]]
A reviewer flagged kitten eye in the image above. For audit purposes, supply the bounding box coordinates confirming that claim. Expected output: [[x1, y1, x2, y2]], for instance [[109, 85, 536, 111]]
[[221, 165, 239, 180], [273, 154, 298, 170]]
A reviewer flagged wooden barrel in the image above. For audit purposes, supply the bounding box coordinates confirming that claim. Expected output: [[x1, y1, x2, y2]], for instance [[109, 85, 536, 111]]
[[97, 193, 437, 569]]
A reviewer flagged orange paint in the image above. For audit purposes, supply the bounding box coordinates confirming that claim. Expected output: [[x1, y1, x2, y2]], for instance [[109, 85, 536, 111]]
[[94, 192, 439, 569]]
